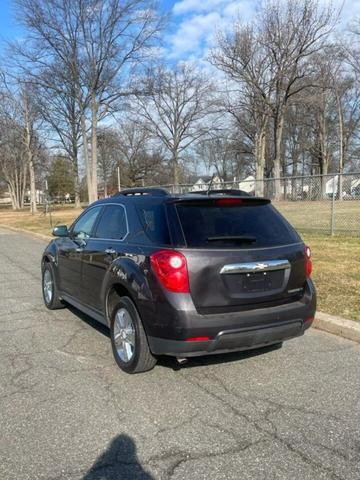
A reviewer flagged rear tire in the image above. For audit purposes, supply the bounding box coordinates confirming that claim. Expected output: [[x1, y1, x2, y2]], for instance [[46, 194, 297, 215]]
[[42, 262, 65, 310], [110, 296, 157, 374]]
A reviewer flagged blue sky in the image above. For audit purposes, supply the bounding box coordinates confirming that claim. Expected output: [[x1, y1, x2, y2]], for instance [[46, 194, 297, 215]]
[[1, 0, 360, 61]]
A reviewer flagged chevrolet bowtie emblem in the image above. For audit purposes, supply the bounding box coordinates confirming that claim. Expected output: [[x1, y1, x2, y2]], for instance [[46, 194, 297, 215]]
[[255, 263, 268, 270]]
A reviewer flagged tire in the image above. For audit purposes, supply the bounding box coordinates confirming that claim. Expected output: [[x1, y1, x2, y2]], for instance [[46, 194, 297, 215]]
[[42, 262, 65, 310], [110, 296, 157, 374]]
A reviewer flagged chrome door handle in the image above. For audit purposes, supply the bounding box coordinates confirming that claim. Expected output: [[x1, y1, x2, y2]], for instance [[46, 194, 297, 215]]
[[105, 248, 116, 255]]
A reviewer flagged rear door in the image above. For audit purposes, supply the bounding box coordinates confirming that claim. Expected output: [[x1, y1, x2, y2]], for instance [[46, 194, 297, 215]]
[[173, 198, 306, 311]]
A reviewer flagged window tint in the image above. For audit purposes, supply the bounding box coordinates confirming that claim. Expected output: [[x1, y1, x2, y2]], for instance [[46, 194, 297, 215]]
[[176, 203, 300, 248], [72, 206, 102, 239], [137, 203, 170, 245], [94, 205, 128, 240]]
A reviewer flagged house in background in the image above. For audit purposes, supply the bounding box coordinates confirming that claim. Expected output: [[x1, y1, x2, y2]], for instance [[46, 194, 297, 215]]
[[0, 191, 12, 205], [238, 175, 255, 193], [190, 175, 223, 191]]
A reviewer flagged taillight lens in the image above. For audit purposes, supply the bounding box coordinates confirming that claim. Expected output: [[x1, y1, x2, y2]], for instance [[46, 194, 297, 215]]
[[150, 250, 190, 293], [305, 245, 312, 278], [186, 336, 210, 342]]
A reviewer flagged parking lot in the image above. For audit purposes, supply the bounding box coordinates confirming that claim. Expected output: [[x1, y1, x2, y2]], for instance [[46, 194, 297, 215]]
[[0, 227, 359, 480]]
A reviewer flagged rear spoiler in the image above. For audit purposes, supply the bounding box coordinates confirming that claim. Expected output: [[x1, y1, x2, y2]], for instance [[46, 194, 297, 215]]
[[167, 196, 271, 206]]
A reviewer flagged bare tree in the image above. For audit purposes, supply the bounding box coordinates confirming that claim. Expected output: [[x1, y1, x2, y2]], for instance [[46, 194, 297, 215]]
[[77, 0, 163, 202], [97, 128, 119, 197], [212, 0, 337, 199], [0, 107, 27, 210], [116, 120, 165, 186], [197, 130, 251, 182], [134, 64, 215, 185], [13, 0, 163, 203]]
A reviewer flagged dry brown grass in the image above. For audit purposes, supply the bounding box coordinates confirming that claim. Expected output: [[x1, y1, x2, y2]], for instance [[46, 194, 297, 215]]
[[0, 205, 82, 236], [0, 206, 359, 321]]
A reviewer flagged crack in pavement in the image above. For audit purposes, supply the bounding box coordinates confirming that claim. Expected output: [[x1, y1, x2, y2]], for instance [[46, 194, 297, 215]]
[[177, 371, 349, 480]]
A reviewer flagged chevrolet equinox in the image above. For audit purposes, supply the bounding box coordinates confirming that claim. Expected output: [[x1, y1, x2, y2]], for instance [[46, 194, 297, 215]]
[[41, 188, 316, 373]]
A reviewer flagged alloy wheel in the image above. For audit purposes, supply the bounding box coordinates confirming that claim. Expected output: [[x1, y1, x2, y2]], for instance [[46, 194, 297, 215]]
[[113, 308, 135, 363], [43, 269, 53, 304]]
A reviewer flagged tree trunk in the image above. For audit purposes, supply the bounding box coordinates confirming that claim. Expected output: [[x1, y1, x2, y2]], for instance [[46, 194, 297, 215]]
[[21, 161, 27, 209], [81, 112, 92, 205], [336, 91, 345, 201], [71, 130, 81, 208], [254, 123, 266, 197], [24, 97, 37, 214], [8, 183, 18, 210], [318, 109, 328, 199], [28, 154, 37, 214], [90, 95, 98, 202], [273, 111, 284, 200], [172, 150, 179, 187]]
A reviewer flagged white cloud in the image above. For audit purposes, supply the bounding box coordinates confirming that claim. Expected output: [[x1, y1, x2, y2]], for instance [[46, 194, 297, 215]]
[[168, 0, 360, 62], [168, 12, 221, 58], [173, 0, 229, 16], [168, 0, 255, 59]]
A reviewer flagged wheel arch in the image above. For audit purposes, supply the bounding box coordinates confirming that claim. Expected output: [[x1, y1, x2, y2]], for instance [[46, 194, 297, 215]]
[[105, 283, 136, 327]]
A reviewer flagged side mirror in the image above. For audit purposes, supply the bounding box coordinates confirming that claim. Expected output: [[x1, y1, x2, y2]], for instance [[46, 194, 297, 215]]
[[52, 225, 69, 237]]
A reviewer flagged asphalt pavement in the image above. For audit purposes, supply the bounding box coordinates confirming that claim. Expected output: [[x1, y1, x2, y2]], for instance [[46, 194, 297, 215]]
[[0, 227, 359, 480]]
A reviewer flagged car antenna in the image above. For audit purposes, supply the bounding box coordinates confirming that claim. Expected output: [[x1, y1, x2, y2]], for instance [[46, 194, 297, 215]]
[[206, 174, 215, 196]]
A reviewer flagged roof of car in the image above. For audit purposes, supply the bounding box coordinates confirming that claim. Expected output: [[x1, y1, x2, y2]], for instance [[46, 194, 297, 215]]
[[90, 187, 269, 206]]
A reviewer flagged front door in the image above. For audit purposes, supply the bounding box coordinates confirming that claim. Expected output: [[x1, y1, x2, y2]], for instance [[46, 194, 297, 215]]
[[57, 206, 102, 300]]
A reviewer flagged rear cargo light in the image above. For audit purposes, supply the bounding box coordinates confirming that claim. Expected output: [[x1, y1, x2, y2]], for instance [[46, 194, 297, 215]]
[[186, 336, 210, 342], [305, 245, 312, 278], [150, 250, 189, 293], [215, 198, 243, 206]]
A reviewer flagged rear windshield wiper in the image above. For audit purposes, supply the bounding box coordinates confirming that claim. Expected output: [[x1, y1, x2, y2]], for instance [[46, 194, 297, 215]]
[[206, 235, 256, 243]]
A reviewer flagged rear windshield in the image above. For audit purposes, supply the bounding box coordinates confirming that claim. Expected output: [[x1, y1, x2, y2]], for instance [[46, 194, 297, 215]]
[[137, 203, 171, 245], [176, 203, 300, 248]]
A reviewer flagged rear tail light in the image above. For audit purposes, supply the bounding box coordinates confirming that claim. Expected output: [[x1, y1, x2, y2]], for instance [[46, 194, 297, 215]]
[[305, 245, 312, 278], [186, 336, 210, 342], [150, 250, 190, 293]]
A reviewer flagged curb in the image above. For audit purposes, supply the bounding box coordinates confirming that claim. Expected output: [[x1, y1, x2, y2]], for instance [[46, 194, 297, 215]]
[[313, 312, 360, 344], [0, 224, 51, 242]]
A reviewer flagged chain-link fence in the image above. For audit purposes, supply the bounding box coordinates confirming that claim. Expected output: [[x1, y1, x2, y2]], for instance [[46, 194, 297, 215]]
[[152, 172, 360, 236]]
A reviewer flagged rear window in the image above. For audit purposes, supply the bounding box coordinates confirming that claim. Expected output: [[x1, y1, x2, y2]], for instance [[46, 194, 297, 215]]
[[176, 203, 300, 248], [137, 203, 170, 245]]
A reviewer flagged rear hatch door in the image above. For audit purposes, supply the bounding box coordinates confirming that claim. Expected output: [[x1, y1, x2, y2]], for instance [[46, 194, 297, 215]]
[[172, 197, 306, 310]]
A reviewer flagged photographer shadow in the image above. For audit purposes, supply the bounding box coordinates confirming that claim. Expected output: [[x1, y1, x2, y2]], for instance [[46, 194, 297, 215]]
[[82, 434, 153, 480]]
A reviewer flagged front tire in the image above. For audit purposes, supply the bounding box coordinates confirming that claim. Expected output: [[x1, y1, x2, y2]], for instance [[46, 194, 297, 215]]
[[42, 262, 65, 310], [110, 296, 157, 374]]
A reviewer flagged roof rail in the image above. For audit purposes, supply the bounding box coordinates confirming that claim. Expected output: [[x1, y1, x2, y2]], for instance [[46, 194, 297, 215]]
[[187, 189, 251, 197], [114, 187, 169, 197]]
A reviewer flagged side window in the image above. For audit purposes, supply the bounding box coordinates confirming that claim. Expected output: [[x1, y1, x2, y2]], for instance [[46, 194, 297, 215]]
[[71, 207, 102, 239], [137, 203, 170, 244], [94, 205, 128, 240]]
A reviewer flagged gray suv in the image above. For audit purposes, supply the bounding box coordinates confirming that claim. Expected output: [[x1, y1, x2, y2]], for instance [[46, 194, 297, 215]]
[[41, 188, 316, 373]]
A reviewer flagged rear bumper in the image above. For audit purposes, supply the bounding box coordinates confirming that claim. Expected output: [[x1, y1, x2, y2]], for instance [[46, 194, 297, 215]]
[[147, 280, 316, 357], [148, 320, 307, 356]]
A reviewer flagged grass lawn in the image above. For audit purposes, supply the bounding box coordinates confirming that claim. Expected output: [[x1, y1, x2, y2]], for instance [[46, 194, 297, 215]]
[[274, 199, 360, 235], [302, 233, 360, 322], [0, 205, 83, 236], [0, 206, 359, 322]]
